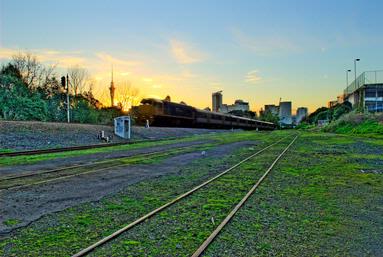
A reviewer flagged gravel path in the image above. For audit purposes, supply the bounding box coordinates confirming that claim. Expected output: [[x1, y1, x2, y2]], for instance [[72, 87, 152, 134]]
[[0, 141, 256, 236], [0, 121, 228, 150]]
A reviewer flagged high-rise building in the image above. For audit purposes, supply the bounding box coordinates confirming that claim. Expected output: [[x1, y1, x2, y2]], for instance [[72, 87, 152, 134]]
[[296, 107, 308, 124], [212, 91, 223, 112], [264, 104, 279, 115], [279, 101, 292, 125]]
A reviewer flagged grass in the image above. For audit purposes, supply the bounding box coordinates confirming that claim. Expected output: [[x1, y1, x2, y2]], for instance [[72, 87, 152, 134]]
[[0, 149, 14, 153], [0, 130, 286, 256], [204, 132, 383, 256], [2, 130, 381, 256], [323, 112, 383, 137], [3, 219, 20, 226]]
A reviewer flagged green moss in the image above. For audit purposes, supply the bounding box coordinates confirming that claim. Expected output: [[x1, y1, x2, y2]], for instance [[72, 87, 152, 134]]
[[3, 219, 20, 226]]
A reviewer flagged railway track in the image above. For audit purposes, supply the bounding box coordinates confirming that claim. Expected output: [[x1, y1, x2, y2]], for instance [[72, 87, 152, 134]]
[[0, 143, 212, 192], [0, 136, 193, 157], [192, 134, 299, 256], [71, 135, 296, 257]]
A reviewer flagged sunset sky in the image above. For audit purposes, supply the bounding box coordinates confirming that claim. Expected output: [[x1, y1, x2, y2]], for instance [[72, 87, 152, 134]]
[[1, 0, 383, 113]]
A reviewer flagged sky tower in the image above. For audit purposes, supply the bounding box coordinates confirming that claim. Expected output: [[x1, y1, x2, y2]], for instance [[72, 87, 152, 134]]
[[109, 65, 116, 107]]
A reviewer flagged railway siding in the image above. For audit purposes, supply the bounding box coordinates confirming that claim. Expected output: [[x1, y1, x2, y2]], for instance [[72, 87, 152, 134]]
[[1, 131, 381, 256], [0, 132, 284, 256], [87, 136, 295, 256], [202, 132, 383, 256]]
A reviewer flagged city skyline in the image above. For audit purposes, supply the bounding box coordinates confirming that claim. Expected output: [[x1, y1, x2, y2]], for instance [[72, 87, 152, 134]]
[[1, 0, 383, 113]]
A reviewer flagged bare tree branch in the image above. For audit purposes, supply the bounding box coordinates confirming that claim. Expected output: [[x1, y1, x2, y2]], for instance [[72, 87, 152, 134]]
[[116, 81, 140, 111], [68, 65, 88, 95]]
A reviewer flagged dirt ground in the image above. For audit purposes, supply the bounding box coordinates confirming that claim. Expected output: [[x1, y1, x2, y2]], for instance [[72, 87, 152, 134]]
[[0, 120, 229, 150], [0, 140, 210, 176], [0, 141, 256, 236]]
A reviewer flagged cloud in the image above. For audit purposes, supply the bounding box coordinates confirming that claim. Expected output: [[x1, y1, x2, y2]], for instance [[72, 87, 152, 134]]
[[120, 72, 131, 76], [142, 77, 153, 82], [230, 27, 300, 55], [95, 52, 140, 67], [152, 84, 162, 89], [170, 39, 205, 64], [0, 47, 86, 67], [245, 70, 262, 84]]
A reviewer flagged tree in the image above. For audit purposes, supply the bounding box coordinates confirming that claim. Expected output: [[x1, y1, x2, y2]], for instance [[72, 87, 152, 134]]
[[0, 72, 48, 121], [117, 81, 140, 111], [11, 52, 55, 90], [68, 65, 88, 96]]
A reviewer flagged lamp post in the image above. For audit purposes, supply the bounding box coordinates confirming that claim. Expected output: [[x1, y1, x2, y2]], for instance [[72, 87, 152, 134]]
[[346, 69, 351, 88], [66, 74, 70, 123], [354, 58, 360, 89]]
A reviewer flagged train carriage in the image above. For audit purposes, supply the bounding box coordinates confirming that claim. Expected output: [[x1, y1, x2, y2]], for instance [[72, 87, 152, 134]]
[[131, 98, 275, 130]]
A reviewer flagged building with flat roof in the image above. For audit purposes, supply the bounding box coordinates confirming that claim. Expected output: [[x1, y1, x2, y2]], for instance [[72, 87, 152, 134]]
[[264, 104, 279, 115], [219, 99, 250, 113], [279, 101, 292, 125], [212, 91, 223, 112], [344, 70, 383, 112]]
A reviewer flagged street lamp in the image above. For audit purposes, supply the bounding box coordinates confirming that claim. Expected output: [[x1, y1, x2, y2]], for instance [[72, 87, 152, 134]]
[[354, 58, 360, 89], [346, 69, 351, 88]]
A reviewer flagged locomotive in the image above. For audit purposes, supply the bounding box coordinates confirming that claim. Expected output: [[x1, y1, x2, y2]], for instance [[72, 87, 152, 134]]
[[130, 98, 275, 130]]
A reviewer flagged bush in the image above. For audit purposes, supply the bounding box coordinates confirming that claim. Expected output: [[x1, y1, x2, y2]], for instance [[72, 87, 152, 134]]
[[323, 112, 383, 135]]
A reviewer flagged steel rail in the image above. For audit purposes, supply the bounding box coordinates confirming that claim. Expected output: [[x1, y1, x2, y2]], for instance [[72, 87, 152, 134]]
[[0, 144, 207, 191], [191, 134, 299, 257], [0, 135, 195, 157], [0, 143, 205, 183], [71, 136, 288, 257]]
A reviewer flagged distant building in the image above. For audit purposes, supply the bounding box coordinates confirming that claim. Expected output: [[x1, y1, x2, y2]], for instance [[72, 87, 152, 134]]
[[233, 99, 250, 112], [296, 107, 308, 124], [279, 101, 292, 125], [219, 99, 250, 113], [264, 104, 279, 115], [344, 70, 383, 112], [212, 91, 223, 112]]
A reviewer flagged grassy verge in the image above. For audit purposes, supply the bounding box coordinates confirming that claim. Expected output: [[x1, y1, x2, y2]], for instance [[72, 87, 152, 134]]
[[323, 112, 383, 137], [0, 130, 288, 256], [0, 142, 218, 190]]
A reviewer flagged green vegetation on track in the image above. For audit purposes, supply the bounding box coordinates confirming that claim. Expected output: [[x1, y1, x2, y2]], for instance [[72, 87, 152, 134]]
[[204, 132, 383, 256], [0, 131, 284, 256]]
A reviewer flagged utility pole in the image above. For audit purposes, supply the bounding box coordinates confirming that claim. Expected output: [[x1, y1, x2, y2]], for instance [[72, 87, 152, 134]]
[[66, 74, 70, 123]]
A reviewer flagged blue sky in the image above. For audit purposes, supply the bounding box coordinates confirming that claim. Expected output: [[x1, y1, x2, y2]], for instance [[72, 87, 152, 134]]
[[1, 0, 383, 112]]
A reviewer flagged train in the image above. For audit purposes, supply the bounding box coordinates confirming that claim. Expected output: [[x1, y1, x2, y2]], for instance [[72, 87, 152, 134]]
[[130, 98, 276, 130]]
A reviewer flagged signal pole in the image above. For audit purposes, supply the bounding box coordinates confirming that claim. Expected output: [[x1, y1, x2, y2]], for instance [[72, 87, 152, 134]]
[[66, 74, 70, 123]]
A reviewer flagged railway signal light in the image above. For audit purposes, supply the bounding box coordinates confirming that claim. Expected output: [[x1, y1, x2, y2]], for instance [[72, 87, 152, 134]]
[[61, 76, 66, 88]]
